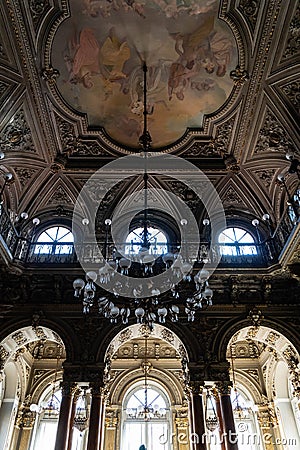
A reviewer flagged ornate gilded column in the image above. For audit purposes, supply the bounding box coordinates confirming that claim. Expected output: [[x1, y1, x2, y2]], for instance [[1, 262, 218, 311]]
[[103, 406, 119, 450], [190, 381, 207, 450], [257, 402, 282, 450], [216, 382, 238, 450], [14, 399, 36, 450], [175, 407, 190, 450], [87, 382, 103, 450], [67, 387, 81, 450], [54, 382, 77, 450]]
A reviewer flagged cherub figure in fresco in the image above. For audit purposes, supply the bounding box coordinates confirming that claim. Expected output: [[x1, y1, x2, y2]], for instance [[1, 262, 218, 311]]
[[195, 30, 233, 77], [99, 27, 131, 82], [172, 15, 215, 70], [206, 31, 234, 77], [66, 28, 101, 88], [167, 61, 197, 100]]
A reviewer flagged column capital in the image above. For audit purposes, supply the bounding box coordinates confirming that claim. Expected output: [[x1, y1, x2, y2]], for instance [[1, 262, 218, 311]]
[[89, 381, 104, 396], [16, 407, 36, 429], [215, 381, 232, 395], [61, 381, 78, 396], [189, 380, 205, 395]]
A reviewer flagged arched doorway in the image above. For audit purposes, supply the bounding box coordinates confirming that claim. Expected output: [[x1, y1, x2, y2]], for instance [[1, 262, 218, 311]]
[[0, 326, 66, 450], [103, 324, 190, 450], [226, 326, 300, 450]]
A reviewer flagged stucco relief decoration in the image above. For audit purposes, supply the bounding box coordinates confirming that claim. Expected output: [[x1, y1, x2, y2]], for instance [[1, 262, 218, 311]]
[[0, 109, 36, 153], [282, 80, 300, 114], [12, 331, 28, 346], [51, 0, 238, 148], [118, 328, 133, 344], [238, 0, 259, 31], [282, 3, 300, 60], [254, 110, 297, 155]]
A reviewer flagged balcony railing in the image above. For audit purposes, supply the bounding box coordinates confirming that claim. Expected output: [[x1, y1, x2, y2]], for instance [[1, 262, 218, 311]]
[[0, 205, 298, 268]]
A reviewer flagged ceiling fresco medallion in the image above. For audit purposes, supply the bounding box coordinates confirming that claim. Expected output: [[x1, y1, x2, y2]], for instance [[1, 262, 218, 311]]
[[52, 0, 238, 148]]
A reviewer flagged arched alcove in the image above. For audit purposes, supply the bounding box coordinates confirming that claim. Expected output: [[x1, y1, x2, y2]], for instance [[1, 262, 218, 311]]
[[225, 326, 300, 450], [102, 324, 189, 450], [0, 326, 66, 450]]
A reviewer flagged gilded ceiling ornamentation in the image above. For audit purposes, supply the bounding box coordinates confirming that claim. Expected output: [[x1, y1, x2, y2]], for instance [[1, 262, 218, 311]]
[[55, 115, 108, 156], [254, 169, 276, 189], [47, 185, 74, 205], [11, 331, 28, 346], [29, 0, 51, 29], [266, 331, 280, 345], [223, 186, 244, 205], [245, 369, 260, 384], [281, 3, 300, 60], [281, 80, 300, 114], [182, 141, 220, 157], [238, 0, 259, 32], [0, 109, 36, 153], [14, 168, 37, 188], [50, 0, 239, 148], [254, 109, 296, 155]]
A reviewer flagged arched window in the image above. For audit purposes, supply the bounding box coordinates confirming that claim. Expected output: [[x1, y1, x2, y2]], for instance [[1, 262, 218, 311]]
[[34, 226, 74, 255], [231, 388, 261, 450], [125, 226, 168, 255], [31, 388, 61, 450], [218, 227, 258, 256], [121, 382, 171, 450], [288, 187, 300, 223]]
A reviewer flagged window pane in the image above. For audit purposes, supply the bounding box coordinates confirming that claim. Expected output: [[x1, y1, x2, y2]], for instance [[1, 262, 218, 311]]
[[218, 228, 257, 256], [125, 227, 168, 255], [34, 227, 74, 255]]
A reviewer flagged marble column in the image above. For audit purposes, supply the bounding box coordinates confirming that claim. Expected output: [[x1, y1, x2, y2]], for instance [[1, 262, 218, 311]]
[[190, 382, 207, 450], [87, 383, 103, 450], [54, 382, 77, 450], [217, 382, 238, 450], [67, 388, 81, 450], [213, 388, 226, 450]]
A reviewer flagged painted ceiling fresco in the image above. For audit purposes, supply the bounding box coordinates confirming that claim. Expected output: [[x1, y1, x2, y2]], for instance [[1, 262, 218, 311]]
[[52, 0, 238, 148]]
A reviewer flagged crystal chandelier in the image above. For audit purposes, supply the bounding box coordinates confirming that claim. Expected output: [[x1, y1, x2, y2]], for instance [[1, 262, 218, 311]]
[[230, 345, 250, 419], [30, 345, 62, 417], [73, 63, 214, 328]]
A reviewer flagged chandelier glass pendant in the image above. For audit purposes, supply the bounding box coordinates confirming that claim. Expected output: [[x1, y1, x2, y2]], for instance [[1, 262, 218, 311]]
[[73, 387, 90, 432], [73, 63, 214, 328], [205, 390, 219, 432], [126, 333, 166, 421]]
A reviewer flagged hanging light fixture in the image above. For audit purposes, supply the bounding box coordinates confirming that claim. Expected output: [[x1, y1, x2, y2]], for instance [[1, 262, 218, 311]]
[[205, 390, 219, 432], [126, 330, 166, 421], [73, 63, 214, 328], [30, 344, 62, 417], [230, 345, 249, 420], [74, 387, 90, 432]]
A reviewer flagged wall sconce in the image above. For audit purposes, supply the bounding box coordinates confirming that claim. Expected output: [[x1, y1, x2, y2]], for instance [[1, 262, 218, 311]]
[[277, 174, 299, 220], [286, 152, 300, 180], [0, 172, 14, 201]]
